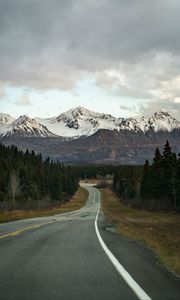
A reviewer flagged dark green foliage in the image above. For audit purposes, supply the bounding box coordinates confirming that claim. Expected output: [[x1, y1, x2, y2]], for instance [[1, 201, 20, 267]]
[[140, 141, 179, 209], [0, 144, 79, 209], [175, 154, 180, 208], [112, 141, 180, 211], [113, 165, 143, 203], [140, 160, 151, 200], [151, 147, 163, 199], [162, 141, 176, 201], [74, 165, 116, 180]]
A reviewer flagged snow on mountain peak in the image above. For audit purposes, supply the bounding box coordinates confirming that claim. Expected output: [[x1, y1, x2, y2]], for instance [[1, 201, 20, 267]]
[[0, 113, 15, 124], [34, 107, 180, 137], [154, 110, 171, 119], [67, 106, 92, 117], [146, 110, 179, 132], [1, 108, 180, 138], [1, 115, 55, 138], [12, 115, 32, 126], [36, 106, 117, 137]]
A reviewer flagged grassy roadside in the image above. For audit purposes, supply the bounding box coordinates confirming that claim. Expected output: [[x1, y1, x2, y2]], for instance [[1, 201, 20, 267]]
[[100, 188, 180, 275], [0, 187, 89, 223]]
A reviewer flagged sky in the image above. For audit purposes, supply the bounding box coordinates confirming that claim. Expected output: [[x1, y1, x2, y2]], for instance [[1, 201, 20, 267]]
[[0, 0, 180, 120]]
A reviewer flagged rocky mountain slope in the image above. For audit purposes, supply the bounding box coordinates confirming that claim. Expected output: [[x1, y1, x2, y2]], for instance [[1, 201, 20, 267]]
[[1, 128, 180, 164]]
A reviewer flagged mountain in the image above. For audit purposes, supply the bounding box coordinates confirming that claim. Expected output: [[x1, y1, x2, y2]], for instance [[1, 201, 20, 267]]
[[0, 108, 180, 164], [1, 107, 180, 138], [35, 106, 119, 137], [36, 107, 180, 137], [0, 113, 15, 125], [0, 115, 56, 138]]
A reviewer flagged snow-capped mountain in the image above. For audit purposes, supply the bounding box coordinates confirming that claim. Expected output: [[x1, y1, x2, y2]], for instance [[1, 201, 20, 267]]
[[118, 111, 180, 133], [0, 113, 15, 125], [0, 107, 180, 138], [36, 107, 180, 137], [0, 115, 55, 138], [36, 106, 120, 137], [1, 108, 179, 164]]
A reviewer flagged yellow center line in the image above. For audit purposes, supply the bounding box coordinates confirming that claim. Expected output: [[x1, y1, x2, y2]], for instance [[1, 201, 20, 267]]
[[0, 220, 55, 240]]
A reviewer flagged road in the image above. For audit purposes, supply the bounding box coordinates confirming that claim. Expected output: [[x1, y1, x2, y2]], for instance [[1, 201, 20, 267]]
[[0, 184, 179, 300]]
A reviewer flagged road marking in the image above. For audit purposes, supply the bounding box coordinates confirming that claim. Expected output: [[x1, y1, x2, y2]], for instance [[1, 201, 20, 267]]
[[0, 220, 55, 240], [95, 207, 151, 300]]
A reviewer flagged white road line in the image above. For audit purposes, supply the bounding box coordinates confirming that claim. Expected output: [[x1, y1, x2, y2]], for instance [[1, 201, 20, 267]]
[[95, 207, 152, 300]]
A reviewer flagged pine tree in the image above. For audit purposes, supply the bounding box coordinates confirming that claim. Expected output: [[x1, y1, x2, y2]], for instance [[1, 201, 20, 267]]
[[0, 144, 79, 209], [151, 147, 163, 199], [162, 140, 176, 207], [175, 154, 180, 208], [140, 160, 150, 202]]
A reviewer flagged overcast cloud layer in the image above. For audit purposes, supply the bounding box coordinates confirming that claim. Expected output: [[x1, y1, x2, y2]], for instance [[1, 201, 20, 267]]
[[0, 0, 180, 119]]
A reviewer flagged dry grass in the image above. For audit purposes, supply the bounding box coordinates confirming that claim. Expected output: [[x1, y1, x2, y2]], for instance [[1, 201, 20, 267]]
[[100, 188, 180, 275], [0, 187, 89, 223]]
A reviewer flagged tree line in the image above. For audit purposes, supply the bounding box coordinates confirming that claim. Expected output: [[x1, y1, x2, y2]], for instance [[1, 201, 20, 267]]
[[113, 141, 180, 210], [1, 140, 179, 212], [72, 165, 116, 179], [0, 144, 79, 210]]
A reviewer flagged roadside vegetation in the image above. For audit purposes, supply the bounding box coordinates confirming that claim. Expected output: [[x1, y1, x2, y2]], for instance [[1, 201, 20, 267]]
[[101, 188, 180, 275], [0, 143, 79, 212], [74, 141, 180, 211], [113, 141, 180, 211], [0, 186, 88, 223]]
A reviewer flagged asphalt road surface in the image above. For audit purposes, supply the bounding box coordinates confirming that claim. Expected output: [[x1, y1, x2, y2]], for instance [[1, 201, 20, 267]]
[[0, 184, 179, 300]]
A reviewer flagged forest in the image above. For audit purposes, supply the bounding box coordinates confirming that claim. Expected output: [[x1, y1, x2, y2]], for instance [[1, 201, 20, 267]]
[[113, 141, 180, 211], [0, 144, 79, 210], [72, 140, 180, 211], [0, 140, 179, 212]]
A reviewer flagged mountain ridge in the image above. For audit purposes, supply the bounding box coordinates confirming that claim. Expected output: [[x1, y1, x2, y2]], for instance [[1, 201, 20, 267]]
[[0, 115, 56, 138], [0, 107, 180, 138]]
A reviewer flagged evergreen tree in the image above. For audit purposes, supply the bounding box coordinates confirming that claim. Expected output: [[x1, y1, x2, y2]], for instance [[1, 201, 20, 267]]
[[175, 154, 180, 208], [162, 140, 176, 206], [0, 143, 79, 210], [140, 160, 150, 202], [151, 147, 163, 199]]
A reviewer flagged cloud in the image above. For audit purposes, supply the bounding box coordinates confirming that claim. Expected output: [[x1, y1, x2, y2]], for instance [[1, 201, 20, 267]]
[[96, 72, 120, 88], [0, 0, 179, 119], [120, 105, 136, 112], [0, 0, 179, 88], [95, 53, 180, 113], [0, 81, 6, 98], [15, 94, 31, 106], [139, 99, 180, 121]]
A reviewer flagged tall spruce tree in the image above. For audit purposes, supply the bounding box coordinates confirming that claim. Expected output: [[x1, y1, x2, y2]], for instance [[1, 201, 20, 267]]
[[175, 154, 180, 208], [140, 160, 150, 202], [151, 147, 163, 199], [162, 140, 176, 206]]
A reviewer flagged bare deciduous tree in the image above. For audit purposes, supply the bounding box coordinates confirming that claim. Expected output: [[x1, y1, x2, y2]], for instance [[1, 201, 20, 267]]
[[9, 170, 21, 207]]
